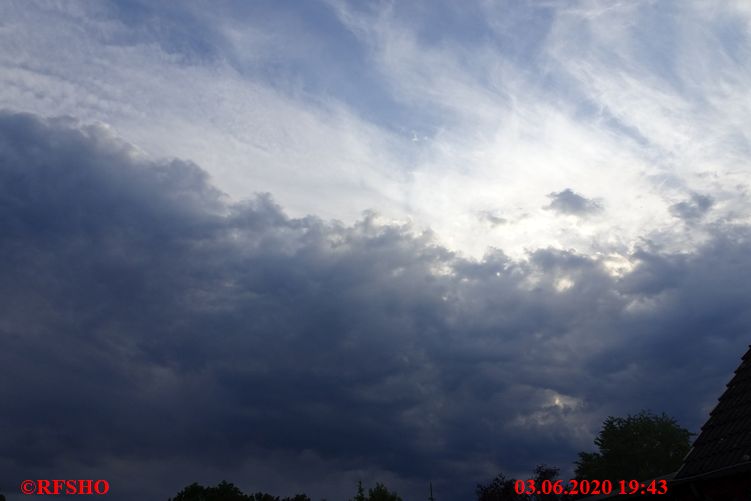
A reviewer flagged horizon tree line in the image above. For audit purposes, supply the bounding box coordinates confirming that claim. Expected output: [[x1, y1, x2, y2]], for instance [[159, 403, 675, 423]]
[[0, 410, 690, 501]]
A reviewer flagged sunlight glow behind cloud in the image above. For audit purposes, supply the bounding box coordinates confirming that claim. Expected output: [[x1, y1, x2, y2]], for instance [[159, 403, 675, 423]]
[[2, 0, 749, 262]]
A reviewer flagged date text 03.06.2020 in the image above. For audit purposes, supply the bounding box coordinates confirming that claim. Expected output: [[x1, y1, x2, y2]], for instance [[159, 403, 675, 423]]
[[514, 478, 669, 496]]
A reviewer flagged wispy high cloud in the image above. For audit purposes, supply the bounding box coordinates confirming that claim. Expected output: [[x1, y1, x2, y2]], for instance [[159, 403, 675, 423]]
[[324, 0, 751, 258], [2, 1, 749, 260]]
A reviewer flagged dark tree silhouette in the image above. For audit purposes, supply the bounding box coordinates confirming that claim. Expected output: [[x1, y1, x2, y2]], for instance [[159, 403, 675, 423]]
[[475, 472, 525, 501], [476, 464, 566, 501], [532, 464, 562, 501], [251, 493, 279, 501], [351, 481, 366, 501], [350, 481, 402, 501], [169, 481, 311, 501], [575, 410, 692, 482], [170, 481, 249, 501], [367, 483, 402, 501]]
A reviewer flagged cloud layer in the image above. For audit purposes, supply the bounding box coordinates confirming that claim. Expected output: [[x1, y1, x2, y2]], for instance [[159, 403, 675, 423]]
[[1, 111, 750, 500], [1, 1, 751, 500], [2, 0, 750, 259]]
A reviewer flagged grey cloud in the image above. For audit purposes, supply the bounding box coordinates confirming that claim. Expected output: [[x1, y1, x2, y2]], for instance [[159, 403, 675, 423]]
[[1, 111, 750, 501], [478, 211, 508, 226], [669, 193, 714, 221], [545, 189, 602, 216]]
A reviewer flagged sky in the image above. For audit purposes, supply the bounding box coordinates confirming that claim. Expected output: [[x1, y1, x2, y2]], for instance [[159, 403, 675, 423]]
[[1, 1, 751, 500]]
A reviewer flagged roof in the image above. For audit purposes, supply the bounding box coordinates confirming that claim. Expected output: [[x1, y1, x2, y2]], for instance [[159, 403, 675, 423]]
[[673, 344, 751, 480]]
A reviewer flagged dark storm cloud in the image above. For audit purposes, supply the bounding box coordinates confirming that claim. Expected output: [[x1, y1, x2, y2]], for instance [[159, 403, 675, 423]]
[[1, 111, 750, 501], [669, 192, 714, 221], [545, 188, 602, 216]]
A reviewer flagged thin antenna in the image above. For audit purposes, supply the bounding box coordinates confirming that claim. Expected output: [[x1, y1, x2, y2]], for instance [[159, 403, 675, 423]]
[[428, 481, 435, 501]]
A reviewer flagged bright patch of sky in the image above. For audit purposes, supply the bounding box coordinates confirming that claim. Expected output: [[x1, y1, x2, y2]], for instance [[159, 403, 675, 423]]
[[2, 0, 750, 260]]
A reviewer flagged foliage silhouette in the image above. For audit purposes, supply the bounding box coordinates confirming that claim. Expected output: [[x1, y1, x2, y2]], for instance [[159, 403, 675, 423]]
[[349, 481, 402, 501], [476, 464, 564, 501], [170, 479, 404, 501], [366, 482, 402, 501], [575, 410, 692, 482], [350, 480, 366, 501], [169, 480, 311, 501], [475, 472, 523, 501], [532, 464, 562, 501]]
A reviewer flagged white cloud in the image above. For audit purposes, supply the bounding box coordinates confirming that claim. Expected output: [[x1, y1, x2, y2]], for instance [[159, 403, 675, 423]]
[[1, 0, 749, 262], [0, 1, 412, 225]]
